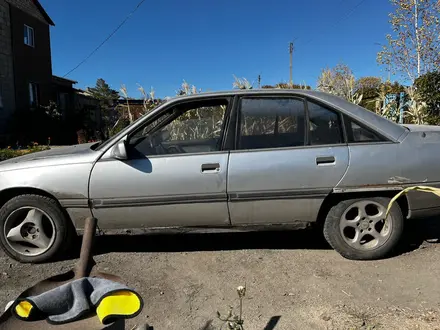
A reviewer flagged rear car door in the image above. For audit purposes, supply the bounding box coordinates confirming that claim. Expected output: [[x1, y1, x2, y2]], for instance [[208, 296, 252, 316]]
[[89, 97, 232, 230], [227, 96, 349, 225]]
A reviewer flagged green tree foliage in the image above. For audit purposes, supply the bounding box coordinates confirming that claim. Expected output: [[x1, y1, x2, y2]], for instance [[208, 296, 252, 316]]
[[414, 71, 440, 116], [380, 81, 406, 94], [377, 0, 440, 82], [355, 77, 382, 96], [87, 78, 120, 108], [355, 77, 383, 111], [86, 79, 120, 137]]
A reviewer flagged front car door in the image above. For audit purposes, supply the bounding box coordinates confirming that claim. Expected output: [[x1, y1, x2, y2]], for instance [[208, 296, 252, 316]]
[[227, 95, 350, 225], [89, 97, 232, 230]]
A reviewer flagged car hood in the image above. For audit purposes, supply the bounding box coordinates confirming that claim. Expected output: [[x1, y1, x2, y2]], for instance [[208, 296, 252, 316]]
[[0, 142, 102, 171]]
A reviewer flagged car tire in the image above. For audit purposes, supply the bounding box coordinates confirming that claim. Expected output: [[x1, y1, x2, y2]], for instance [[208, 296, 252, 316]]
[[323, 197, 404, 260], [0, 194, 73, 263]]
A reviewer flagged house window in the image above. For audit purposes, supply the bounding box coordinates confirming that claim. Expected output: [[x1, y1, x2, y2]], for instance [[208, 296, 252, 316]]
[[29, 82, 39, 107], [24, 25, 34, 47], [59, 93, 69, 111]]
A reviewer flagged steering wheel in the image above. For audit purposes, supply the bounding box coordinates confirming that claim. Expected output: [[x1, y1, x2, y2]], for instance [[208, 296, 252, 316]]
[[164, 144, 185, 154]]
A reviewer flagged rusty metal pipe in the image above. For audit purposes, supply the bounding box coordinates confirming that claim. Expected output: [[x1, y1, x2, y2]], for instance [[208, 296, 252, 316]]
[[74, 217, 97, 279]]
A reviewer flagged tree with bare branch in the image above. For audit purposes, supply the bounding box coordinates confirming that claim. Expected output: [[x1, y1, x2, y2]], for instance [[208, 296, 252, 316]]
[[317, 64, 363, 105], [232, 76, 253, 90], [377, 0, 440, 83]]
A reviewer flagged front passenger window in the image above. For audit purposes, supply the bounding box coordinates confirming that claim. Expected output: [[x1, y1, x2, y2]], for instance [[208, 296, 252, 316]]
[[128, 100, 228, 157]]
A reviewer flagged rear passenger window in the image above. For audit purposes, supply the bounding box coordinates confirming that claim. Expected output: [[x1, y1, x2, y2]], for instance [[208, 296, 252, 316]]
[[307, 102, 343, 145], [345, 117, 384, 143], [237, 98, 305, 150]]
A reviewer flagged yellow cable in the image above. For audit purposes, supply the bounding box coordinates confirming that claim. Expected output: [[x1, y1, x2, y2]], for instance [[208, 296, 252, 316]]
[[386, 186, 440, 217]]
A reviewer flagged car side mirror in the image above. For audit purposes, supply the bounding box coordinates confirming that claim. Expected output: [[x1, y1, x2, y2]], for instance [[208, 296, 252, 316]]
[[111, 140, 128, 160]]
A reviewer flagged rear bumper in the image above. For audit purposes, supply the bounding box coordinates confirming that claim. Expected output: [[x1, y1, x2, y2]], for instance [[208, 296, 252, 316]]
[[410, 206, 440, 219], [406, 184, 440, 219]]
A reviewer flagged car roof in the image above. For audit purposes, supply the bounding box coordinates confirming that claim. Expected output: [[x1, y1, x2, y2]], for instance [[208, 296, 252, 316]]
[[167, 89, 407, 142]]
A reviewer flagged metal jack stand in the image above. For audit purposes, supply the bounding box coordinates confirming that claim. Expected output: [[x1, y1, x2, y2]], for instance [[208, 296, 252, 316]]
[[0, 217, 143, 329]]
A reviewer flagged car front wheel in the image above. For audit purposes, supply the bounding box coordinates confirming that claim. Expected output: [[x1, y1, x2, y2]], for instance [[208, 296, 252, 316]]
[[323, 197, 404, 260], [0, 194, 73, 263]]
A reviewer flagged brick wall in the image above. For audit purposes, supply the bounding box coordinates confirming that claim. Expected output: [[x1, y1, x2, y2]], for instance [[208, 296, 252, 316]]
[[5, 0, 47, 24], [0, 0, 15, 134]]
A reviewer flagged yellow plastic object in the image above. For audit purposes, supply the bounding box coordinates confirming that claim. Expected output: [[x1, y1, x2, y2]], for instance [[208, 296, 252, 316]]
[[386, 186, 440, 217], [96, 290, 141, 324], [15, 300, 33, 318]]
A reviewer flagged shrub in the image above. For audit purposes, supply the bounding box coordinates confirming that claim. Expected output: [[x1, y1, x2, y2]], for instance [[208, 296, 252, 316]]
[[0, 149, 20, 161], [7, 107, 69, 146], [415, 71, 440, 116], [0, 146, 50, 161]]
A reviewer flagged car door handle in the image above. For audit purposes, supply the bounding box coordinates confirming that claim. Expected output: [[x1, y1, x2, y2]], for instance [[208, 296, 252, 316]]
[[316, 156, 335, 165], [201, 163, 220, 172]]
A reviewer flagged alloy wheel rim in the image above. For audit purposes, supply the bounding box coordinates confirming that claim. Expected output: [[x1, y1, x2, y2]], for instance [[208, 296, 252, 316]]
[[339, 200, 392, 250], [3, 207, 56, 256]]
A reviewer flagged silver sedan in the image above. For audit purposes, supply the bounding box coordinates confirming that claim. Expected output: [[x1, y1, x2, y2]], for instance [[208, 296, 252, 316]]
[[1, 90, 439, 263]]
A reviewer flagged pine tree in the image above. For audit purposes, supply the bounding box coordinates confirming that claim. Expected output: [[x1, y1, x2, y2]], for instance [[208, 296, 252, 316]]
[[86, 79, 120, 137]]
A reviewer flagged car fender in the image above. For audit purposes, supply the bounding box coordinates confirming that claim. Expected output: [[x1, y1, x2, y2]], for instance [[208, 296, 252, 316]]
[[0, 163, 94, 230]]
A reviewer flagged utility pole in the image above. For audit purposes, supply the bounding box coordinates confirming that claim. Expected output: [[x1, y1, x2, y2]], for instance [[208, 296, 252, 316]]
[[289, 42, 294, 86]]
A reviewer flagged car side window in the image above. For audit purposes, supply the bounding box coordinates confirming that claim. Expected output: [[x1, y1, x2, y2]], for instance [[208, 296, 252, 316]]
[[345, 117, 384, 143], [307, 101, 343, 145], [128, 100, 228, 157], [237, 98, 305, 150]]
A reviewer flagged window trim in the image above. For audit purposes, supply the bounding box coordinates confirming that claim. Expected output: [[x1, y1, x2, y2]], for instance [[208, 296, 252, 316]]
[[221, 95, 239, 151], [126, 96, 233, 158], [233, 95, 350, 152], [24, 24, 35, 47], [234, 95, 308, 151], [302, 96, 395, 145]]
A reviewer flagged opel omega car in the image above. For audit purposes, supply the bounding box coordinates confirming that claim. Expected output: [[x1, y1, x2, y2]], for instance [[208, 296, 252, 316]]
[[1, 90, 440, 263]]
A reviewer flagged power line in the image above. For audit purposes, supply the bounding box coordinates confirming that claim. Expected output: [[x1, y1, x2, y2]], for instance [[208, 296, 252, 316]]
[[299, 0, 368, 48], [63, 0, 147, 77]]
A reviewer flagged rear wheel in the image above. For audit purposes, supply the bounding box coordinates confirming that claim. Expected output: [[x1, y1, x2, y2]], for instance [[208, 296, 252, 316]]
[[0, 194, 73, 263], [323, 197, 404, 260]]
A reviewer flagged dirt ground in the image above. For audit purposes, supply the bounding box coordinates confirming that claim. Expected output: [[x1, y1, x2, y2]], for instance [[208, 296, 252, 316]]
[[1, 218, 440, 330]]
